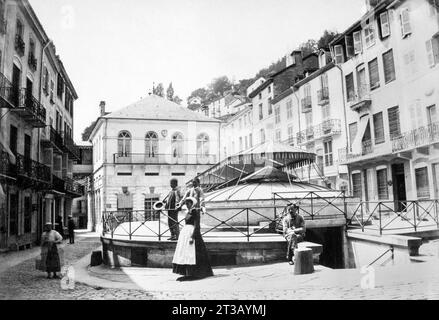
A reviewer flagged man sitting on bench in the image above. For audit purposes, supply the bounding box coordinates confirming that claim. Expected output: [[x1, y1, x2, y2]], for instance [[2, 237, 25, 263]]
[[282, 203, 306, 265]]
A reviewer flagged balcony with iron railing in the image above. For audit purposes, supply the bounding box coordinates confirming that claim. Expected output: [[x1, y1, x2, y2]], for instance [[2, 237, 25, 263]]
[[64, 177, 85, 196], [15, 34, 25, 56], [9, 88, 46, 128], [296, 119, 342, 145], [28, 53, 38, 72], [113, 153, 218, 165], [16, 153, 51, 184], [317, 87, 330, 106], [347, 84, 372, 112], [0, 150, 17, 179], [63, 134, 80, 160], [338, 140, 375, 164], [392, 122, 439, 153], [0, 72, 15, 108], [301, 96, 312, 113]]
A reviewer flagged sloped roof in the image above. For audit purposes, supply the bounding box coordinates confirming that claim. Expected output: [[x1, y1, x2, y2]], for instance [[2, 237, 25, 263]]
[[103, 95, 220, 123]]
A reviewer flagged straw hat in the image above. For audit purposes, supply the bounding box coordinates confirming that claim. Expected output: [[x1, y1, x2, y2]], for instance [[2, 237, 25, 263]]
[[184, 197, 197, 207]]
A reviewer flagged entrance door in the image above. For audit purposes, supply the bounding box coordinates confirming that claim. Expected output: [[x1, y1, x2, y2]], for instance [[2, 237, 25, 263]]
[[9, 193, 19, 236], [24, 134, 31, 174], [11, 65, 21, 107], [392, 163, 407, 212]]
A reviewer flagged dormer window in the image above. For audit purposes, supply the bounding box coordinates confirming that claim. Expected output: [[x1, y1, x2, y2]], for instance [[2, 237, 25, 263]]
[[353, 31, 362, 54], [364, 21, 376, 48], [379, 11, 391, 38]]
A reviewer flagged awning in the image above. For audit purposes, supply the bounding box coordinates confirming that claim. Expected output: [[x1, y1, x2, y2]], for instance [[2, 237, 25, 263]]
[[351, 116, 369, 155], [0, 133, 16, 165]]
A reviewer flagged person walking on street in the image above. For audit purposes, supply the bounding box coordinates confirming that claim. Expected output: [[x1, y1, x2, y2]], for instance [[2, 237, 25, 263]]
[[164, 178, 182, 241], [55, 215, 64, 239], [282, 203, 306, 265], [40, 223, 63, 279], [67, 216, 76, 244]]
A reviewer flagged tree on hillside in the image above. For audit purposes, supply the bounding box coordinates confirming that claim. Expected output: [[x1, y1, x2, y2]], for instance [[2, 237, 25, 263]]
[[153, 83, 164, 97], [81, 120, 97, 141], [187, 87, 209, 104], [317, 30, 340, 50], [166, 83, 174, 101], [299, 39, 318, 56], [209, 76, 233, 97]]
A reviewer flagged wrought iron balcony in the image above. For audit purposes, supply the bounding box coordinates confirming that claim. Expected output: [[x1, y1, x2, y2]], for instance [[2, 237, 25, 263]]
[[338, 140, 374, 164], [0, 72, 15, 109], [16, 153, 51, 184], [296, 119, 341, 144], [113, 153, 218, 165], [42, 127, 64, 153], [63, 134, 80, 160], [301, 96, 312, 113], [0, 150, 17, 180], [28, 53, 38, 72], [15, 35, 25, 56], [317, 87, 329, 105], [347, 84, 371, 112], [392, 122, 439, 153], [64, 177, 84, 196], [9, 88, 46, 128]]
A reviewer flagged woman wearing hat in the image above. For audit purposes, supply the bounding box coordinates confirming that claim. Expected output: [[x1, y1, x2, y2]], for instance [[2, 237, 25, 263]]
[[40, 223, 63, 279], [172, 196, 213, 281]]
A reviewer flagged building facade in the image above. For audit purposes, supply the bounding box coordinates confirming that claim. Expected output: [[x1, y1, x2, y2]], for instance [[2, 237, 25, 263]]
[[331, 0, 439, 203], [88, 95, 220, 232], [0, 0, 81, 251]]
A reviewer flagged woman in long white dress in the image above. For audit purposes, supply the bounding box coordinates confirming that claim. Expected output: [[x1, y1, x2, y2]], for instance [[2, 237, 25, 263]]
[[172, 197, 213, 281]]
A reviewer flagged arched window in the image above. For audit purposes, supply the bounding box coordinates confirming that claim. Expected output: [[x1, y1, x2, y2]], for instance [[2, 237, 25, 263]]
[[171, 132, 184, 158], [118, 131, 131, 157], [197, 133, 209, 158], [145, 131, 158, 158]]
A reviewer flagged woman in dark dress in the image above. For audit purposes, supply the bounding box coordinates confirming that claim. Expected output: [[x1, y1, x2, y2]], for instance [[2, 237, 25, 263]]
[[172, 197, 213, 281], [40, 223, 63, 279]]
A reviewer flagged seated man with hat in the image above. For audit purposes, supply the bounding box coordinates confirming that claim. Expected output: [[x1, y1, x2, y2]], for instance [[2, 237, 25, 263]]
[[282, 203, 306, 265]]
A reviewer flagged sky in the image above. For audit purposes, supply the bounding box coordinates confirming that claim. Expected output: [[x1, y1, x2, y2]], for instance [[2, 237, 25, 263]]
[[28, 0, 366, 142]]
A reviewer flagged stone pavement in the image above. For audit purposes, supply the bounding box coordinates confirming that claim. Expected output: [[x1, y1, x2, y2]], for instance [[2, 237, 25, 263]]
[[1, 232, 439, 300]]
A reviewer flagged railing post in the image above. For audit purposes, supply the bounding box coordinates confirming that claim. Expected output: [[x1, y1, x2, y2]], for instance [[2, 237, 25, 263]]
[[246, 208, 250, 242], [414, 201, 418, 232], [361, 201, 364, 232], [436, 200, 439, 229], [379, 202, 382, 236], [310, 192, 314, 220], [158, 209, 161, 241], [129, 210, 132, 240], [343, 191, 347, 220]]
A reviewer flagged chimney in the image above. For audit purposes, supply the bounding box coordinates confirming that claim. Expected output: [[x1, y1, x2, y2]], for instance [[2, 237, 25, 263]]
[[99, 101, 106, 116]]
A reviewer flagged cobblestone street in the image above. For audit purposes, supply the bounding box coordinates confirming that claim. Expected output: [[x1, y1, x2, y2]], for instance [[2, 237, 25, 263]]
[[1, 232, 439, 300]]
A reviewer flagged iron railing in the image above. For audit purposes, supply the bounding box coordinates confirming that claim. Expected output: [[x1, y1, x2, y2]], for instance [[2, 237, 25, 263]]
[[367, 246, 394, 268], [317, 87, 329, 105], [392, 122, 439, 153], [102, 191, 348, 241], [346, 199, 439, 235], [347, 84, 371, 111], [63, 134, 80, 159], [16, 153, 51, 183], [296, 119, 341, 144], [0, 72, 14, 108], [64, 177, 84, 195], [0, 150, 17, 179], [10, 88, 46, 126], [113, 153, 217, 165], [301, 96, 312, 113], [337, 140, 374, 163]]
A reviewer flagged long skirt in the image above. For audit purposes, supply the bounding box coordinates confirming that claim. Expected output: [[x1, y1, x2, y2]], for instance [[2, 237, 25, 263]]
[[172, 225, 213, 279], [46, 243, 61, 273]]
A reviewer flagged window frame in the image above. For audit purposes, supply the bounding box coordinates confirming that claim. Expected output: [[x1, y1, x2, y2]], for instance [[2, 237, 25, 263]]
[[382, 49, 396, 83], [368, 57, 380, 90], [379, 11, 391, 39]]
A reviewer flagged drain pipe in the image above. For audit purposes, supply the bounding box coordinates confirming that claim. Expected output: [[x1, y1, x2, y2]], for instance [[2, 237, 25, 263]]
[[334, 64, 352, 194], [38, 40, 52, 163]]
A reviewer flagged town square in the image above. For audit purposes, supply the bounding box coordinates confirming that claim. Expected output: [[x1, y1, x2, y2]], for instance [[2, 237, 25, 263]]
[[1, 0, 439, 303]]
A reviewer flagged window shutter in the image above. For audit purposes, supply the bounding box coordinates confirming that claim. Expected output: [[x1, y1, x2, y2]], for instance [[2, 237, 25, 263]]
[[352, 173, 362, 198], [373, 112, 385, 143], [379, 12, 391, 38], [400, 8, 412, 37], [383, 49, 396, 83], [353, 31, 362, 54], [432, 36, 439, 65], [345, 35, 355, 58], [376, 169, 389, 199], [426, 39, 435, 67], [415, 167, 430, 198], [368, 58, 380, 89], [345, 73, 355, 101], [334, 45, 344, 64], [349, 123, 358, 149], [388, 106, 401, 139], [364, 24, 376, 48]]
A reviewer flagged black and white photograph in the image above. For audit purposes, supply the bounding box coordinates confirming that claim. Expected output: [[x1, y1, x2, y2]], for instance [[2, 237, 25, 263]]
[[1, 0, 439, 306]]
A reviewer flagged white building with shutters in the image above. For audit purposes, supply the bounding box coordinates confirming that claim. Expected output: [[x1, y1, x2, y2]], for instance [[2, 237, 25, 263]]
[[87, 95, 220, 232], [330, 0, 439, 204]]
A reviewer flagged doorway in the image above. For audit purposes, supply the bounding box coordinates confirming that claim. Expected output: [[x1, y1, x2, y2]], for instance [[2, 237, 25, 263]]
[[11, 64, 20, 107], [392, 163, 407, 212]]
